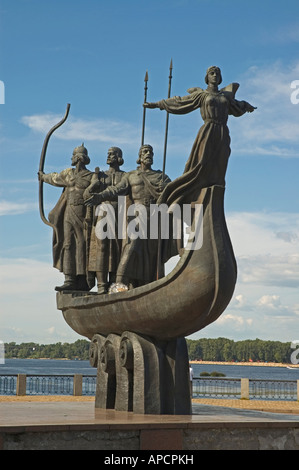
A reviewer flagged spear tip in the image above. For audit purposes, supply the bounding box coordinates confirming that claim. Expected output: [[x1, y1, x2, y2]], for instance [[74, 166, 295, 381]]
[[144, 70, 148, 82], [170, 58, 173, 69]]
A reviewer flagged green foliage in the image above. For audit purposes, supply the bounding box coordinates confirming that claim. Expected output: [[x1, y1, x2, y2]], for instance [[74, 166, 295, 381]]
[[199, 371, 226, 377], [186, 338, 292, 363], [4, 340, 90, 360], [210, 371, 226, 377], [4, 337, 293, 363]]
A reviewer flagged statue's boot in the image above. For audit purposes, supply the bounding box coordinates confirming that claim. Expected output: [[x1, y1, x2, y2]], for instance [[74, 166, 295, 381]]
[[55, 275, 77, 292], [97, 282, 108, 294]]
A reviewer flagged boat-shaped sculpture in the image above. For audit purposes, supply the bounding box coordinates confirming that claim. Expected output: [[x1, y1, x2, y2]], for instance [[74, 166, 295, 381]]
[[57, 184, 237, 342], [55, 184, 237, 415], [40, 63, 256, 413]]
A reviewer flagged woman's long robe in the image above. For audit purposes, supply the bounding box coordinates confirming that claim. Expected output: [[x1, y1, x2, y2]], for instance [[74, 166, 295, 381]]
[[157, 83, 251, 206]]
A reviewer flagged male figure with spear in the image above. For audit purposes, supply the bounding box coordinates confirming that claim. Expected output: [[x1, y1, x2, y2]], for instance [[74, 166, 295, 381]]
[[142, 61, 174, 279], [85, 144, 171, 288]]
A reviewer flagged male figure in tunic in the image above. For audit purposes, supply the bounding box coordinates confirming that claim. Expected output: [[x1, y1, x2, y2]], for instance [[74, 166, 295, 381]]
[[38, 143, 94, 291], [84, 147, 126, 294], [85, 144, 173, 288]]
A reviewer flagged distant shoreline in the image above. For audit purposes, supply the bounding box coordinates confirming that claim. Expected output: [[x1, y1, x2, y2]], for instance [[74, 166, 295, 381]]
[[190, 360, 299, 368], [5, 357, 78, 361], [5, 358, 298, 368]]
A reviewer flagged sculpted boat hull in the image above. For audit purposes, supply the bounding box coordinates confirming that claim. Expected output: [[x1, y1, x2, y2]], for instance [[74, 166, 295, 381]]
[[57, 185, 237, 341]]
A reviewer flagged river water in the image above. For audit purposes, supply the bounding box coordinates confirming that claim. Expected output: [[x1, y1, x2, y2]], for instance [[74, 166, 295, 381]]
[[1, 358, 298, 381], [0, 358, 96, 376]]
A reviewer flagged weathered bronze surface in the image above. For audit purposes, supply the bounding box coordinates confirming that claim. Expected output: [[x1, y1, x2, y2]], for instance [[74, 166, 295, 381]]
[[40, 66, 255, 414], [89, 332, 191, 414], [144, 65, 256, 206], [38, 143, 94, 291], [58, 185, 236, 340], [85, 144, 173, 288], [84, 147, 126, 294]]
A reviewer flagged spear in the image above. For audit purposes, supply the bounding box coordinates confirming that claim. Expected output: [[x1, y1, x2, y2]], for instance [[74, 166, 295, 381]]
[[162, 59, 173, 179], [157, 60, 173, 280], [141, 70, 148, 145]]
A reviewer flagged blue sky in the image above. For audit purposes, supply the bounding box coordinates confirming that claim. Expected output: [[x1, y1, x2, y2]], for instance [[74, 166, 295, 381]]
[[0, 0, 299, 346]]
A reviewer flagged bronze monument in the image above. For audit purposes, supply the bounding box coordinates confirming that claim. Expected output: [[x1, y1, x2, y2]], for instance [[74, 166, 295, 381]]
[[39, 65, 255, 414]]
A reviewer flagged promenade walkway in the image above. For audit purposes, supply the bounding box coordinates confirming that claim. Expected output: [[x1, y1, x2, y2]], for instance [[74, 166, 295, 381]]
[[1, 395, 299, 449], [193, 398, 299, 415], [1, 394, 299, 415]]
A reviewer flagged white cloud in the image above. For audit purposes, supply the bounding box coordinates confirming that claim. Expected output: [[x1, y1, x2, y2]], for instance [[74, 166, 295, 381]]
[[0, 258, 81, 344], [0, 200, 37, 216], [225, 210, 299, 320], [21, 114, 140, 145], [237, 254, 299, 288], [18, 60, 299, 165], [227, 211, 299, 257], [188, 209, 299, 340], [0, 258, 62, 295], [230, 61, 299, 157], [230, 294, 249, 310], [234, 294, 246, 308], [216, 313, 253, 327], [275, 231, 299, 243], [257, 294, 281, 309]]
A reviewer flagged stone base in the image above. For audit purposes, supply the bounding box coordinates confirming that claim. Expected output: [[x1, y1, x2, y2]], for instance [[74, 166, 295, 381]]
[[89, 332, 191, 415], [1, 402, 299, 450]]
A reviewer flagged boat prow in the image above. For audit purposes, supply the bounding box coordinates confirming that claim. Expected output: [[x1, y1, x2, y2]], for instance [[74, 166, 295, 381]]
[[57, 185, 237, 341]]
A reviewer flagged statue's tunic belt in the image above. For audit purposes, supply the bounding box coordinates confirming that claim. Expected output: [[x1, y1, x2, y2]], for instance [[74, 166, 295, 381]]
[[67, 195, 85, 206], [134, 196, 157, 207], [204, 118, 227, 125]]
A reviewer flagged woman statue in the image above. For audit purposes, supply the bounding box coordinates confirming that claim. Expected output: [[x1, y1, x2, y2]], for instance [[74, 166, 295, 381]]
[[144, 66, 256, 205]]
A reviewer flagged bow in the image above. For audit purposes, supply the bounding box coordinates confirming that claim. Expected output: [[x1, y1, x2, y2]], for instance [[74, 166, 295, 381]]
[[38, 103, 70, 227]]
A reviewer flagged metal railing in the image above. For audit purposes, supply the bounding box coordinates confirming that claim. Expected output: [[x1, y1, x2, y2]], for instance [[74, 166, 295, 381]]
[[0, 374, 96, 396], [0, 375, 17, 395], [0, 374, 298, 401], [249, 379, 298, 401], [27, 375, 73, 395], [193, 377, 241, 398], [192, 377, 299, 401]]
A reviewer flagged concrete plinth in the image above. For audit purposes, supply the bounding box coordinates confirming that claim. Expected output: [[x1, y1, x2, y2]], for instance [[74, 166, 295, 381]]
[[1, 401, 299, 450]]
